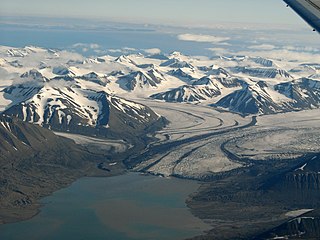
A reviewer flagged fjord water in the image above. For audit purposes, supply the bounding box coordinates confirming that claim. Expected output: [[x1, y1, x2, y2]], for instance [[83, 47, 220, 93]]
[[0, 173, 210, 240]]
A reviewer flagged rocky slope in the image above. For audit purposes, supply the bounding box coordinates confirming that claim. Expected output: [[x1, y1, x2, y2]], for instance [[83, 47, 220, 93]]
[[0, 115, 118, 224], [2, 77, 165, 139]]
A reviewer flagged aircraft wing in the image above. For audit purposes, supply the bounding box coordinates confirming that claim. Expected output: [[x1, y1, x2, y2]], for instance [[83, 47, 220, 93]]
[[284, 0, 320, 32]]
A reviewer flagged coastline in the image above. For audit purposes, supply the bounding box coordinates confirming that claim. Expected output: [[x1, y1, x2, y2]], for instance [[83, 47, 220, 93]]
[[0, 171, 211, 240], [0, 162, 127, 226]]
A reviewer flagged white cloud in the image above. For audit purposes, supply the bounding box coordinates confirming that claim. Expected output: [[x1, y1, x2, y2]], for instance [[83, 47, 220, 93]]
[[283, 45, 320, 53], [94, 49, 106, 54], [89, 44, 100, 49], [207, 48, 229, 55], [107, 49, 123, 53], [58, 51, 84, 62], [178, 34, 230, 43], [236, 49, 320, 63], [143, 48, 161, 55], [72, 43, 85, 48], [122, 47, 137, 51], [72, 43, 101, 50], [248, 44, 276, 50], [107, 47, 137, 54]]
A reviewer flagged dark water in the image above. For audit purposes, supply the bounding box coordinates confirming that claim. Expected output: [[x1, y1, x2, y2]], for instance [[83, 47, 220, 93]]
[[0, 173, 210, 240]]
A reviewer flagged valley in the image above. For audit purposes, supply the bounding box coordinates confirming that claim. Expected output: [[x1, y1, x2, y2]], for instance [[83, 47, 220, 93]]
[[1, 45, 320, 239]]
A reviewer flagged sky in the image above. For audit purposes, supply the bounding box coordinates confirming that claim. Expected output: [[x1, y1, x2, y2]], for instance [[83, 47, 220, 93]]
[[1, 0, 304, 27], [1, 0, 318, 59]]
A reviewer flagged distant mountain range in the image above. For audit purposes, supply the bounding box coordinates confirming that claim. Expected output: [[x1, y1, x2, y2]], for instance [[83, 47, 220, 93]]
[[1, 45, 320, 120]]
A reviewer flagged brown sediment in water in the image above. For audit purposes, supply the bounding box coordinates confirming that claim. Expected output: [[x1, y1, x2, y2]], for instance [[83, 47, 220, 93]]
[[0, 162, 126, 225], [0, 172, 211, 240]]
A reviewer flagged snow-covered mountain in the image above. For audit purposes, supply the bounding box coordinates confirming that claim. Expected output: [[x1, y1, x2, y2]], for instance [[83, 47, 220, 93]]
[[1, 45, 320, 117], [215, 81, 290, 115], [275, 78, 320, 110], [114, 55, 137, 66], [207, 66, 231, 78], [167, 68, 200, 82], [0, 113, 111, 217], [0, 114, 82, 160], [250, 57, 277, 67], [2, 78, 162, 137], [151, 84, 221, 102], [215, 78, 320, 115], [20, 69, 48, 82], [78, 72, 108, 86], [117, 68, 166, 91], [146, 53, 169, 60], [151, 76, 242, 103], [230, 66, 293, 80], [289, 64, 317, 76], [160, 58, 194, 69]]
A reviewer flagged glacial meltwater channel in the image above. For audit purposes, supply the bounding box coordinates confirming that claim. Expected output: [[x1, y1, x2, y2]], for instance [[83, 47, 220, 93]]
[[0, 173, 210, 240]]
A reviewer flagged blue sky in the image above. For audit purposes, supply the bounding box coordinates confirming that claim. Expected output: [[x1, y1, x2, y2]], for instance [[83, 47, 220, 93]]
[[1, 0, 318, 58], [1, 0, 304, 27]]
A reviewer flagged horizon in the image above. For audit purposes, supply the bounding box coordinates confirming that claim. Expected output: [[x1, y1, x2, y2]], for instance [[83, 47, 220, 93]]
[[2, 1, 320, 240], [2, 0, 319, 58], [1, 0, 306, 27]]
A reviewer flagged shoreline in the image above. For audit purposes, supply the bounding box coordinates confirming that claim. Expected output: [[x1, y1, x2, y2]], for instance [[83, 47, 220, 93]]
[[0, 171, 211, 240], [0, 112, 168, 228], [0, 163, 128, 226], [0, 169, 204, 226]]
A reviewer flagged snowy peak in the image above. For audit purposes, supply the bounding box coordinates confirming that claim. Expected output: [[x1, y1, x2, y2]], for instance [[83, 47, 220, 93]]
[[151, 74, 242, 103], [20, 69, 48, 82], [0, 58, 7, 66], [7, 48, 29, 58], [232, 66, 293, 80], [8, 60, 23, 68], [114, 55, 137, 66], [6, 46, 50, 58], [118, 68, 166, 91], [4, 82, 102, 127], [146, 53, 169, 60], [199, 65, 231, 78], [83, 57, 108, 64], [52, 66, 77, 76], [275, 78, 320, 109], [168, 51, 190, 61], [289, 64, 319, 78], [2, 83, 43, 107], [192, 76, 216, 86], [250, 57, 277, 67], [192, 75, 241, 88], [78, 72, 108, 86], [151, 84, 221, 103], [2, 78, 162, 137], [147, 68, 167, 83], [3, 45, 320, 117], [169, 51, 184, 57], [168, 68, 196, 82], [215, 78, 320, 115], [160, 58, 194, 69], [215, 81, 287, 115]]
